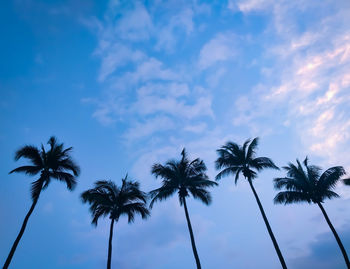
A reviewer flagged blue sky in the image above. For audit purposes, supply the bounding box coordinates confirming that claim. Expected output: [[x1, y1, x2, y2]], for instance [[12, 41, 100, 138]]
[[1, 0, 350, 268]]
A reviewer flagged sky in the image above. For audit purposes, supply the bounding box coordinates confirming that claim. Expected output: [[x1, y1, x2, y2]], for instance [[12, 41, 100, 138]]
[[1, 0, 350, 268]]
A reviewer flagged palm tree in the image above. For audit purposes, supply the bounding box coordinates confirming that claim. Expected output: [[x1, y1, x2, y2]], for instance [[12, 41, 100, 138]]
[[274, 157, 350, 268], [150, 149, 217, 269], [81, 176, 149, 269], [215, 137, 287, 269], [3, 136, 80, 269]]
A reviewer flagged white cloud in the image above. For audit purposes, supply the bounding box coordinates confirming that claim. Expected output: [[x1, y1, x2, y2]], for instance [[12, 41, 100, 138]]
[[155, 8, 194, 52], [184, 122, 207, 133], [117, 2, 153, 41], [97, 43, 145, 81], [127, 58, 179, 82], [233, 1, 350, 170], [124, 116, 175, 141], [198, 32, 237, 69], [137, 82, 189, 98], [228, 0, 273, 13]]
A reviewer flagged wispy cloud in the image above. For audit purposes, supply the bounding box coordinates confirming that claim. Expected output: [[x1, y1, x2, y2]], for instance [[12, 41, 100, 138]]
[[198, 32, 237, 70]]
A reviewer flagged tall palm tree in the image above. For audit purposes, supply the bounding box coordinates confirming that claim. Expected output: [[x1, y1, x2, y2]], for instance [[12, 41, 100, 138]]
[[3, 136, 80, 269], [215, 137, 287, 269], [81, 176, 149, 269], [150, 149, 217, 269], [274, 157, 350, 268]]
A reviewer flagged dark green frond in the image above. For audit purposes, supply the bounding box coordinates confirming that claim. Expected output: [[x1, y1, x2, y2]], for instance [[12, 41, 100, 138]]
[[150, 149, 214, 207], [14, 145, 43, 167], [246, 137, 259, 160], [318, 166, 346, 191], [277, 158, 342, 204], [321, 190, 340, 201], [149, 186, 177, 208], [31, 179, 43, 201], [9, 165, 41, 175], [187, 178, 218, 188], [250, 157, 279, 171], [274, 177, 304, 192], [57, 158, 81, 176], [119, 202, 150, 223], [151, 164, 176, 181], [274, 191, 311, 204], [188, 188, 212, 205], [242, 138, 251, 157], [81, 177, 148, 226], [215, 167, 240, 181], [50, 171, 77, 190], [344, 178, 350, 185]]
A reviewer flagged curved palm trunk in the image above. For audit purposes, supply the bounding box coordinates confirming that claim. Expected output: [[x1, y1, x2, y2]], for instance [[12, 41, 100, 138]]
[[247, 178, 287, 269], [182, 197, 202, 269], [107, 219, 115, 269], [3, 198, 39, 269], [317, 202, 350, 268]]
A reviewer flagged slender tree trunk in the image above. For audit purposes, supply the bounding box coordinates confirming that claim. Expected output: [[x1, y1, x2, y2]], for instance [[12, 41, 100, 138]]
[[107, 219, 115, 269], [247, 178, 287, 269], [317, 202, 350, 268], [182, 197, 202, 269], [3, 198, 39, 269]]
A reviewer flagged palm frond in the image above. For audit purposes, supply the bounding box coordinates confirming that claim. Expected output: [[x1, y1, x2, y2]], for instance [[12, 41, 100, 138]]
[[274, 191, 311, 204], [9, 165, 41, 175], [215, 167, 241, 181], [277, 158, 342, 204], [321, 190, 340, 201], [82, 177, 148, 226], [246, 137, 259, 160], [50, 171, 77, 190], [150, 149, 215, 207], [274, 177, 305, 191], [57, 158, 81, 176], [250, 157, 279, 171], [119, 202, 150, 223], [318, 166, 346, 191], [149, 186, 177, 208], [14, 145, 43, 167], [31, 179, 43, 201], [343, 178, 350, 185], [188, 188, 212, 205]]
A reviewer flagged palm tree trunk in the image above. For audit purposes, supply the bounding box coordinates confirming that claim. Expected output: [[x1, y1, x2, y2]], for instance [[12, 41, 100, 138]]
[[3, 198, 39, 269], [247, 178, 287, 269], [107, 219, 115, 269], [182, 197, 202, 269], [317, 202, 350, 268]]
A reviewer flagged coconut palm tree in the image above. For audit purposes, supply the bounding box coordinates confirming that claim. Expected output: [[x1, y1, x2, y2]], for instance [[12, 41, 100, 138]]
[[274, 157, 350, 268], [150, 149, 217, 269], [215, 137, 287, 269], [3, 136, 80, 269], [81, 176, 149, 269]]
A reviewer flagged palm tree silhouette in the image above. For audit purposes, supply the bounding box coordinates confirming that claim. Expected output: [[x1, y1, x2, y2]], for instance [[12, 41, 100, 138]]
[[81, 176, 149, 269], [150, 149, 217, 269], [3, 136, 80, 269], [274, 157, 350, 268], [215, 137, 287, 269]]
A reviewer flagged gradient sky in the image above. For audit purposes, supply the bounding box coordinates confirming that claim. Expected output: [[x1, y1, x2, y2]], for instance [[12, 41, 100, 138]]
[[1, 0, 350, 268]]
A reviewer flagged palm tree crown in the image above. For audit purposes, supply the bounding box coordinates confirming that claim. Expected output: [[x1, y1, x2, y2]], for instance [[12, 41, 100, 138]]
[[274, 157, 344, 204], [81, 176, 149, 269], [215, 137, 279, 182], [215, 137, 287, 269], [150, 148, 217, 269], [10, 136, 80, 200], [3, 136, 80, 269], [150, 149, 218, 207], [274, 157, 350, 268], [81, 176, 150, 225]]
